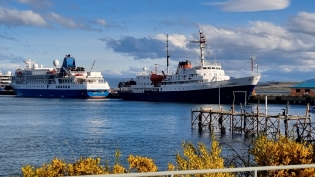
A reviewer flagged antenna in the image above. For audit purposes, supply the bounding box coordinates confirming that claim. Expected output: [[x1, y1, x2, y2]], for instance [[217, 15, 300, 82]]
[[250, 56, 256, 76], [166, 34, 170, 74], [154, 63, 159, 74], [90, 60, 95, 72], [214, 39, 216, 63], [208, 46, 210, 63], [190, 30, 206, 66]]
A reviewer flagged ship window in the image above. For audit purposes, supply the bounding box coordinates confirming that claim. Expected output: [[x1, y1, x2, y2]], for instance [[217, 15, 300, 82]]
[[305, 89, 310, 93], [296, 89, 300, 93], [212, 67, 215, 69]]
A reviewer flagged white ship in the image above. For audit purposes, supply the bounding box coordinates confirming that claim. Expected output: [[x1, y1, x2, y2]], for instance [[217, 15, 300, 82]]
[[118, 31, 261, 104]]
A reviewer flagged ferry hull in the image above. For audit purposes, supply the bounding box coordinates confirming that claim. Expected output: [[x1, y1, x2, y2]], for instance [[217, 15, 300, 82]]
[[118, 85, 256, 104], [15, 89, 110, 99]]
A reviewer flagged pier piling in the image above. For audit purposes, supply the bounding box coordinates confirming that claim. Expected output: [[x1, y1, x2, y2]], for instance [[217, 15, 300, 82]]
[[191, 103, 314, 141]]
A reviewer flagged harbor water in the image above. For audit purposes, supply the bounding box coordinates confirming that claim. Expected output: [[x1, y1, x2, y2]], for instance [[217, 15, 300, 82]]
[[0, 86, 312, 176]]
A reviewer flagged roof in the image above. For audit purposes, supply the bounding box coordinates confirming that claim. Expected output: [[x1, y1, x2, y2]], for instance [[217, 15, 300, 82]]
[[291, 79, 315, 88]]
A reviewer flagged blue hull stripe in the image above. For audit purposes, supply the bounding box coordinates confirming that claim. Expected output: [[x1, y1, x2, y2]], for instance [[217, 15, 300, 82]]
[[15, 89, 109, 98], [118, 85, 256, 104]]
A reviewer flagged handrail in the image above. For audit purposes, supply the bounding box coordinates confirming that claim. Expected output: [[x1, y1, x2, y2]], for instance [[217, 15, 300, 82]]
[[68, 164, 315, 177]]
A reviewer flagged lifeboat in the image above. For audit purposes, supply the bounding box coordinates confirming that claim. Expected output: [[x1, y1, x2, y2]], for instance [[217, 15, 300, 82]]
[[74, 73, 84, 76], [15, 70, 22, 75], [150, 72, 164, 82], [46, 69, 56, 74]]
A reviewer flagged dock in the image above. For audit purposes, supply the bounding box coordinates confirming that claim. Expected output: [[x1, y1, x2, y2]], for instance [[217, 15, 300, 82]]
[[191, 102, 315, 142], [249, 95, 315, 105]]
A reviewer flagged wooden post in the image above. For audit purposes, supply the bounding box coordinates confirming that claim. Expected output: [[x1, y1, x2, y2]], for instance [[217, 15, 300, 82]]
[[232, 105, 234, 134], [257, 100, 260, 135], [209, 112, 212, 130], [191, 108, 193, 129], [285, 101, 289, 137]]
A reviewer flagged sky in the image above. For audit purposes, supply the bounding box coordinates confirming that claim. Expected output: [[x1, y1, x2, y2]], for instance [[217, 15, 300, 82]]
[[0, 0, 315, 82]]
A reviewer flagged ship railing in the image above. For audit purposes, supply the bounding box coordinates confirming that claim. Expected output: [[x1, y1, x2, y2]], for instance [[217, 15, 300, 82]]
[[70, 164, 315, 177], [203, 61, 222, 66]]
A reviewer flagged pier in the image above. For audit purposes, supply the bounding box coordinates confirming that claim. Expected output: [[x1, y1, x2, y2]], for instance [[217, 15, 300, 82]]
[[191, 101, 315, 142], [249, 95, 315, 105]]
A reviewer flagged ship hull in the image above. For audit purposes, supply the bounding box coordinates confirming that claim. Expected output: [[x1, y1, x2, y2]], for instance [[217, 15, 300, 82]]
[[14, 89, 110, 99], [118, 85, 256, 104]]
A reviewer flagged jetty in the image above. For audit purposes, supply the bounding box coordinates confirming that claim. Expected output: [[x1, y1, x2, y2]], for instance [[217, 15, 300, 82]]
[[249, 95, 315, 105], [191, 100, 315, 142]]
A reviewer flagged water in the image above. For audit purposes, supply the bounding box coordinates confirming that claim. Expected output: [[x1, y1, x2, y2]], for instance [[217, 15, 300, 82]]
[[0, 95, 311, 176]]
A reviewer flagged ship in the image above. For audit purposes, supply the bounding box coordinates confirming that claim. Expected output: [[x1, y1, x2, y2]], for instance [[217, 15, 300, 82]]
[[0, 70, 12, 91], [117, 31, 261, 104], [11, 54, 111, 98]]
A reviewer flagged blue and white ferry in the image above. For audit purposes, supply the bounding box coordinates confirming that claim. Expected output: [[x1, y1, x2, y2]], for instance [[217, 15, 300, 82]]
[[11, 54, 110, 98]]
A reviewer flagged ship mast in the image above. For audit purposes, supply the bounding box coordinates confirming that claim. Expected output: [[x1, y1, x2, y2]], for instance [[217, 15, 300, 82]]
[[190, 30, 206, 66], [166, 34, 170, 74]]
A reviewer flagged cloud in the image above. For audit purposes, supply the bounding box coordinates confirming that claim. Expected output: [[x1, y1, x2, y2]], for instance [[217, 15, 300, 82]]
[[47, 12, 81, 28], [0, 53, 25, 64], [0, 33, 17, 41], [287, 12, 315, 36], [199, 21, 314, 55], [95, 18, 106, 26], [0, 7, 47, 26], [46, 12, 101, 31], [15, 0, 52, 9], [100, 34, 194, 60], [208, 0, 290, 12]]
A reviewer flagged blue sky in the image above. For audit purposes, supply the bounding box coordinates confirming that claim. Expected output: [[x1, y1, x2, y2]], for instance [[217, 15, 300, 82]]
[[0, 0, 315, 82]]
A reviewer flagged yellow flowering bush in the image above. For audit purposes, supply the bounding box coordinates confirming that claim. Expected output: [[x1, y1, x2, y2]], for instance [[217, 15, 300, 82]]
[[250, 135, 315, 176], [111, 164, 127, 174], [67, 157, 107, 175], [128, 155, 158, 172], [22, 157, 108, 176], [168, 136, 234, 177]]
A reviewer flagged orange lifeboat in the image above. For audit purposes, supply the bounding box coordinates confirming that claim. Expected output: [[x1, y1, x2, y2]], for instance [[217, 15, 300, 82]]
[[46, 69, 56, 74], [150, 72, 164, 82], [15, 69, 22, 75], [74, 74, 84, 76]]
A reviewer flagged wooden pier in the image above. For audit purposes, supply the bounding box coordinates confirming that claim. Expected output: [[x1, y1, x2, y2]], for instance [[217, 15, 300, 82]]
[[191, 103, 315, 141]]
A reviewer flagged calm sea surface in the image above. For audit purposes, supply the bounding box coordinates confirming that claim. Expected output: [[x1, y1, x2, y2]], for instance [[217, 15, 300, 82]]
[[0, 80, 312, 176]]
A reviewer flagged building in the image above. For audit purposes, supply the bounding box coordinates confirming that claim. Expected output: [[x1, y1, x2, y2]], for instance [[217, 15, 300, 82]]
[[290, 79, 315, 97]]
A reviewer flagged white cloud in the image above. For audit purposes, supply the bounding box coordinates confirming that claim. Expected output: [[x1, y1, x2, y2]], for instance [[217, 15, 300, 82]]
[[46, 12, 101, 31], [47, 12, 79, 28], [199, 21, 314, 52], [208, 0, 290, 12], [16, 0, 52, 8], [249, 21, 289, 38], [153, 34, 188, 48], [279, 65, 294, 72], [287, 12, 315, 36], [96, 18, 106, 26], [0, 7, 47, 26]]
